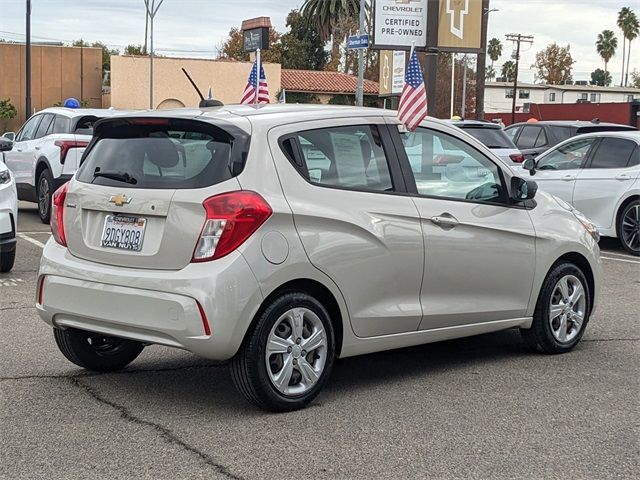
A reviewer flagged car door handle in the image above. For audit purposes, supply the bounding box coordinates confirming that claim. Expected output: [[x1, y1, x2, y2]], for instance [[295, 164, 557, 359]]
[[34, 146, 40, 150], [615, 174, 632, 181], [430, 214, 459, 227], [562, 174, 575, 181], [16, 148, 22, 152]]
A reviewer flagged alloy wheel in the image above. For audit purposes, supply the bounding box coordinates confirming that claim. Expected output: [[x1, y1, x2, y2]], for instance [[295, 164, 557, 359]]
[[548, 275, 586, 343], [38, 176, 50, 218], [621, 204, 640, 254], [265, 307, 328, 396]]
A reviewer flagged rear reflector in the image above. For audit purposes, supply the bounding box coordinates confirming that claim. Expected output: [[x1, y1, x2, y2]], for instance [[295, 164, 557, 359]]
[[192, 191, 272, 262], [51, 183, 69, 247], [54, 140, 89, 164], [510, 153, 525, 163], [196, 300, 211, 336]]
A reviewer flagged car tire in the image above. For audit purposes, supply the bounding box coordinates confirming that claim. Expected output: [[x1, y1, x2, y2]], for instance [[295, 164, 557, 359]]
[[53, 327, 144, 372], [231, 292, 335, 412], [617, 199, 640, 256], [521, 262, 591, 354], [37, 168, 54, 224], [0, 249, 15, 273]]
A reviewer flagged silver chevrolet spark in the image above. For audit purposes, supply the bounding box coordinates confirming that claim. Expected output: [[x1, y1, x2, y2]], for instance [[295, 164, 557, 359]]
[[37, 105, 601, 411]]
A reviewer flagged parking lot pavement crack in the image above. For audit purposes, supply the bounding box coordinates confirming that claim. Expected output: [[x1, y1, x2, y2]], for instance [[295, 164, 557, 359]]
[[582, 337, 639, 342], [68, 377, 243, 480], [0, 305, 36, 312]]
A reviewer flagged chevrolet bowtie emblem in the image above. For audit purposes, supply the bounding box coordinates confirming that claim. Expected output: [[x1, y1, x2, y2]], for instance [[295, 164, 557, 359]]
[[109, 194, 131, 207]]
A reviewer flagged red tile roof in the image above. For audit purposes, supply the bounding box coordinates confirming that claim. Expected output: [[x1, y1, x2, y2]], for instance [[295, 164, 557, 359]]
[[281, 69, 379, 95]]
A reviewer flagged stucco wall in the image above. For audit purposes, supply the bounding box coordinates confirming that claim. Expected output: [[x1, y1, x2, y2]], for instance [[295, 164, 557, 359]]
[[110, 55, 281, 109]]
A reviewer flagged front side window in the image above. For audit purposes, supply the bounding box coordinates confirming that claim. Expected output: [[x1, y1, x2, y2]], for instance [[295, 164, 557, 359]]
[[400, 128, 505, 203], [504, 126, 521, 141], [536, 138, 596, 171], [34, 114, 54, 139], [588, 138, 638, 169], [288, 125, 394, 192], [16, 115, 42, 142]]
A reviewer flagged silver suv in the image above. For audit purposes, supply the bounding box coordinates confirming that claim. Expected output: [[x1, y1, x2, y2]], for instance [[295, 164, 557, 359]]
[[37, 105, 601, 411]]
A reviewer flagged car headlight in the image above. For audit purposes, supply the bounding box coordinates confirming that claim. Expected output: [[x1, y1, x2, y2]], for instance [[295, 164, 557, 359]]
[[573, 209, 600, 242], [0, 170, 10, 184]]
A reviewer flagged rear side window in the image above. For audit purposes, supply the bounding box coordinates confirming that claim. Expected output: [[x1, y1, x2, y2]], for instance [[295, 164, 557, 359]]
[[77, 120, 241, 189], [460, 127, 516, 149], [588, 138, 638, 169], [285, 125, 394, 192], [516, 126, 542, 149], [35, 114, 54, 139], [549, 126, 575, 143]]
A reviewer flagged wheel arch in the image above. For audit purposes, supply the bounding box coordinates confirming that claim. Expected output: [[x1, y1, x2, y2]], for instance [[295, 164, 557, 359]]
[[615, 194, 639, 238], [252, 278, 345, 357], [551, 252, 595, 313], [35, 157, 52, 183]]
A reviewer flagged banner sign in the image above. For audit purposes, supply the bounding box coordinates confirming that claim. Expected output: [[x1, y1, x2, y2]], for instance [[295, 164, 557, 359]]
[[379, 50, 406, 96], [372, 0, 429, 50], [437, 0, 482, 50]]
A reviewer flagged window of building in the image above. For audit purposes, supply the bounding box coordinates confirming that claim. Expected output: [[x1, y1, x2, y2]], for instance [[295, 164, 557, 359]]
[[590, 93, 601, 103], [549, 92, 556, 102], [505, 89, 514, 99], [578, 93, 588, 101], [627, 95, 635, 102], [519, 90, 530, 99]]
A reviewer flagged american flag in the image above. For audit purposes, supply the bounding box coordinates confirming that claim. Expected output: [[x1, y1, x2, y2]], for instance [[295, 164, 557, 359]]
[[240, 61, 270, 104], [398, 49, 428, 131]]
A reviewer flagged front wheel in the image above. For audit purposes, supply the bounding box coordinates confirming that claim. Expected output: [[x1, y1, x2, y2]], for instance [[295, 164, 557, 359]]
[[54, 328, 144, 371], [521, 262, 591, 354], [618, 200, 640, 256], [37, 168, 54, 224], [231, 292, 335, 412], [0, 248, 15, 273]]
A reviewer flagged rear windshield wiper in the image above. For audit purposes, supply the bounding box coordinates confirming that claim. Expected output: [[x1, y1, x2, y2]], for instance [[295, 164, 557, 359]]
[[93, 169, 137, 184]]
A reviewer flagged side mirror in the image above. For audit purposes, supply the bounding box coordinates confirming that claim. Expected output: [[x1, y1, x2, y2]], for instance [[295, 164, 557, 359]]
[[2, 132, 15, 141], [511, 176, 537, 201], [0, 138, 13, 152], [522, 158, 537, 176]]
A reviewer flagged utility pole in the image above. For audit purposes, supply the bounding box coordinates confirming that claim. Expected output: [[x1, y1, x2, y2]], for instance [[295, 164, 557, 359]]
[[505, 33, 533, 125], [356, 0, 365, 106], [144, 0, 165, 109], [25, 0, 32, 120], [424, 0, 439, 115], [450, 53, 455, 118], [461, 54, 467, 118]]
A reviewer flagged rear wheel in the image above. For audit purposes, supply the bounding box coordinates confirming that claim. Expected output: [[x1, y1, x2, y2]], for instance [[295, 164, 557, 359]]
[[618, 200, 640, 256], [37, 168, 53, 224], [231, 292, 335, 412], [521, 262, 590, 354], [0, 248, 15, 273], [54, 328, 144, 371]]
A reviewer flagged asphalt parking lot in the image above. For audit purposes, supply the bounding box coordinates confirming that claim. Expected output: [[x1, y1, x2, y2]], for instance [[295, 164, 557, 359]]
[[1, 202, 638, 480]]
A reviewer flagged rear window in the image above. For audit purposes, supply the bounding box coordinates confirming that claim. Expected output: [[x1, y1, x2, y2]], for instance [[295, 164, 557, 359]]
[[549, 126, 575, 143], [459, 127, 516, 149], [77, 119, 243, 189], [577, 125, 636, 135]]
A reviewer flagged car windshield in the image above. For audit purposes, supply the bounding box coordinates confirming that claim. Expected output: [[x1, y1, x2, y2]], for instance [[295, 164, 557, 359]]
[[460, 127, 516, 149]]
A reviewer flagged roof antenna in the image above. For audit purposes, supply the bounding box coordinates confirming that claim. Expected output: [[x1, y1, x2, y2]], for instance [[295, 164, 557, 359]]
[[181, 68, 224, 108]]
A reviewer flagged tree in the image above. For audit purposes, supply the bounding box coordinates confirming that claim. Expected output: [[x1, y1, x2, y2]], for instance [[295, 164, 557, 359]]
[[501, 60, 516, 82], [91, 42, 119, 79], [532, 43, 575, 84], [620, 10, 639, 86], [280, 10, 328, 70], [590, 68, 612, 86], [618, 7, 632, 86], [0, 98, 17, 132], [218, 27, 282, 63], [485, 65, 496, 81], [595, 30, 618, 77], [124, 44, 146, 55], [631, 69, 640, 89], [487, 38, 502, 70]]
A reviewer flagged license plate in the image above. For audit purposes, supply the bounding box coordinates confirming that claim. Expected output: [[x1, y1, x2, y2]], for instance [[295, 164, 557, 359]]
[[101, 215, 146, 251]]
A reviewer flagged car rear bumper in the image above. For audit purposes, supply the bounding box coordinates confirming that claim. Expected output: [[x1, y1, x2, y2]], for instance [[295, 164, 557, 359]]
[[37, 240, 264, 361]]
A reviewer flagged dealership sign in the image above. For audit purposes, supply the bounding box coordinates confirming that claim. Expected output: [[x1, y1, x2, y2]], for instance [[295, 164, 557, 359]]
[[379, 50, 406, 96], [373, 0, 428, 50]]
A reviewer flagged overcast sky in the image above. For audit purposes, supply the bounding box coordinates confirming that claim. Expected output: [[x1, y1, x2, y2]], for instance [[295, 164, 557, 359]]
[[1, 0, 638, 85]]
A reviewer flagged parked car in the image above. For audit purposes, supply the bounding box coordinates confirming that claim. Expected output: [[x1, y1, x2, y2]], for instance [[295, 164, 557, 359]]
[[36, 105, 600, 411], [0, 138, 17, 272], [2, 107, 131, 224], [450, 119, 524, 164], [519, 131, 640, 255], [505, 120, 637, 161]]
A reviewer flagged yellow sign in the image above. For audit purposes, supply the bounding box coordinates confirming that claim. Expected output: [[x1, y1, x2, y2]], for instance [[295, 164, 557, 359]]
[[437, 0, 482, 50], [379, 50, 406, 96]]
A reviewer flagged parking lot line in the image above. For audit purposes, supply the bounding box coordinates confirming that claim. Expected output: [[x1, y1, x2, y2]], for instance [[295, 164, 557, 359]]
[[600, 255, 640, 265], [17, 233, 46, 249]]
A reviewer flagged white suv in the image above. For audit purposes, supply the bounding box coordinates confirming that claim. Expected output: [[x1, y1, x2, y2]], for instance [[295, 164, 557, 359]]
[[36, 105, 601, 411], [0, 137, 17, 272], [3, 108, 130, 223]]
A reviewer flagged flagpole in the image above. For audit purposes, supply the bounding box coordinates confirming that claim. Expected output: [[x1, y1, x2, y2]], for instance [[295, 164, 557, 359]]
[[255, 48, 261, 105]]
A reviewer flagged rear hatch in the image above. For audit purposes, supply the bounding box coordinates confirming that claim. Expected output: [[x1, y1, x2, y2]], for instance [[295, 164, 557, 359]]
[[458, 125, 523, 163], [64, 116, 250, 270]]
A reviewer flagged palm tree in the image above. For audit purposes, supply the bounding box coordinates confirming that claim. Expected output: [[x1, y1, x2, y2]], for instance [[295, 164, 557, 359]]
[[501, 60, 516, 82], [618, 7, 632, 86], [301, 0, 362, 71], [487, 38, 503, 70], [622, 11, 639, 86], [596, 30, 618, 78], [485, 65, 496, 81]]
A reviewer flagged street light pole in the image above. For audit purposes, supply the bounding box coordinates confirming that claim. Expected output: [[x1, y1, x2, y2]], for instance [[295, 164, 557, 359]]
[[25, 0, 32, 120], [144, 0, 165, 109], [356, 0, 365, 106]]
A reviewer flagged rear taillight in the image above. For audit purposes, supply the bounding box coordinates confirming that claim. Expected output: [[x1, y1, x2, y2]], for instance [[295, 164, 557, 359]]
[[510, 153, 525, 163], [51, 183, 69, 246], [54, 140, 89, 164], [192, 191, 272, 262]]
